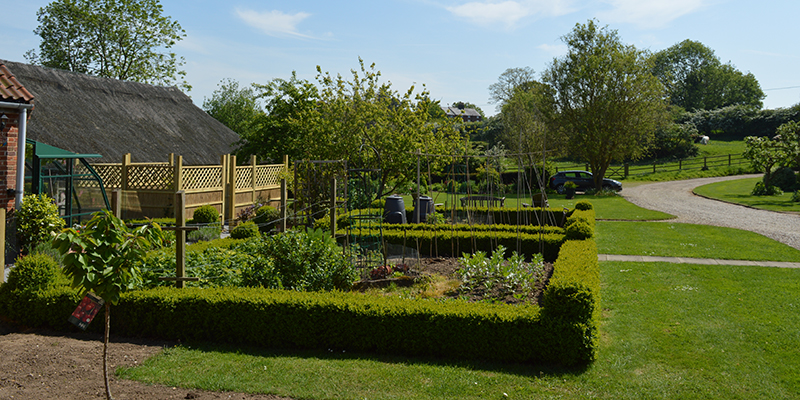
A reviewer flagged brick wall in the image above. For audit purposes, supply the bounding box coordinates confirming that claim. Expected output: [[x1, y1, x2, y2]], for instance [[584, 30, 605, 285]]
[[0, 110, 20, 212]]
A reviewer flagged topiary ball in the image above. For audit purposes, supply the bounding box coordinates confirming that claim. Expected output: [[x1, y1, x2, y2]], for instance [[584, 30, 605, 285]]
[[574, 201, 594, 211], [6, 253, 63, 293], [192, 205, 219, 224], [231, 221, 260, 239], [565, 221, 594, 240], [771, 167, 796, 192]]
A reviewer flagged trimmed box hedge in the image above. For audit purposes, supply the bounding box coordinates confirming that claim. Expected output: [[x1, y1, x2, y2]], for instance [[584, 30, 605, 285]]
[[0, 209, 599, 366]]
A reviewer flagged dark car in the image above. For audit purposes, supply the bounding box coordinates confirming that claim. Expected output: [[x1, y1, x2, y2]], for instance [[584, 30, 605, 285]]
[[549, 170, 622, 194]]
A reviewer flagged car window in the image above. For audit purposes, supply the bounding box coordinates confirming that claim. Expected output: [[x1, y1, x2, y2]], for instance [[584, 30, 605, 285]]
[[579, 172, 592, 179], [564, 172, 578, 178]]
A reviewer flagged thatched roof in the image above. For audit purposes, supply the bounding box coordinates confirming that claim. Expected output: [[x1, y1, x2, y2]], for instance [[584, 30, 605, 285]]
[[1, 60, 240, 165]]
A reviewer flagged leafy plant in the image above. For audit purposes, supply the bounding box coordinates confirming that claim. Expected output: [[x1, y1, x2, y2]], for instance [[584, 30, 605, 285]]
[[52, 210, 162, 400], [253, 205, 280, 232], [187, 223, 221, 242], [456, 245, 544, 303], [241, 228, 357, 291], [752, 181, 782, 196], [15, 194, 65, 253]]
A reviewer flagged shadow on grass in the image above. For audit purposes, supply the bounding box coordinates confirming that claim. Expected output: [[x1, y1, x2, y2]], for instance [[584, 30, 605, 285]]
[[177, 340, 591, 379]]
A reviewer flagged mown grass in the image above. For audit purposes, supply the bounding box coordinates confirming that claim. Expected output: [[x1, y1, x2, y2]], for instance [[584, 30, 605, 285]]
[[596, 221, 800, 261], [118, 261, 800, 399], [403, 192, 674, 221], [694, 176, 800, 213]]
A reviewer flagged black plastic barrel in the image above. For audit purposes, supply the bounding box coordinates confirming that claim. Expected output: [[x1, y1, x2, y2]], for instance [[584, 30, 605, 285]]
[[384, 195, 406, 224], [413, 195, 434, 223]]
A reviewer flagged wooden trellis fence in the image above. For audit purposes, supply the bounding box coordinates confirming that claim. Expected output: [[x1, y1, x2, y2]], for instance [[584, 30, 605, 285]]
[[91, 153, 287, 224]]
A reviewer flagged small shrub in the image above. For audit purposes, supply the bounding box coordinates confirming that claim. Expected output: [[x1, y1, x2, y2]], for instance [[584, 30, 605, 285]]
[[6, 253, 65, 293], [192, 205, 219, 224], [253, 205, 280, 232], [565, 221, 593, 240], [771, 167, 796, 192], [752, 181, 782, 196], [16, 194, 65, 253], [370, 198, 386, 209], [793, 191, 800, 203], [574, 201, 593, 211], [188, 223, 222, 242], [230, 221, 259, 239]]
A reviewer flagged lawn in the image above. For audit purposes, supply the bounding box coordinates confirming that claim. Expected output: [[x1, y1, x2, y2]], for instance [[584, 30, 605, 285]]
[[119, 261, 800, 399], [596, 221, 800, 261], [694, 176, 800, 213], [116, 188, 800, 398], [403, 192, 674, 221]]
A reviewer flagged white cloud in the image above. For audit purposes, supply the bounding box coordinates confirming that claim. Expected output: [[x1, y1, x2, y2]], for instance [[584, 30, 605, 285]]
[[596, 0, 710, 29], [234, 8, 313, 38], [537, 43, 568, 56], [446, 0, 577, 29]]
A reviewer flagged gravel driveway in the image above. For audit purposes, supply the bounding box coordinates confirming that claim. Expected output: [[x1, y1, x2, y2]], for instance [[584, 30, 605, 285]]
[[620, 174, 800, 251]]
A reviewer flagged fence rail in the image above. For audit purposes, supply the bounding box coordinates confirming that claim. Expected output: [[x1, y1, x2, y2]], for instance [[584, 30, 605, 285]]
[[94, 153, 287, 223], [556, 153, 747, 180]]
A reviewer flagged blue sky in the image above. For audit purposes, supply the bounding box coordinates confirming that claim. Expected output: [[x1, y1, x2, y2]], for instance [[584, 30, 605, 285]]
[[3, 0, 799, 116]]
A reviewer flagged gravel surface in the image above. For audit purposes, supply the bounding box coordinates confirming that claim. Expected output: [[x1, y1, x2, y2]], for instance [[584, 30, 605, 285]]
[[621, 174, 800, 251]]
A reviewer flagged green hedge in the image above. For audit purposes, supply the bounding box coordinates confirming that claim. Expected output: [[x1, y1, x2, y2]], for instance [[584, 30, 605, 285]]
[[539, 239, 601, 364], [0, 208, 600, 366], [335, 207, 569, 228], [347, 227, 565, 262]]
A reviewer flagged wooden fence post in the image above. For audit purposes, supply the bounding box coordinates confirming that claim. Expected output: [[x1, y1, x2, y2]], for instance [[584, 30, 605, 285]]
[[173, 155, 183, 192], [226, 155, 236, 226], [280, 178, 287, 232], [624, 163, 629, 178], [175, 191, 186, 289], [111, 190, 122, 219], [121, 153, 131, 190], [251, 155, 257, 205]]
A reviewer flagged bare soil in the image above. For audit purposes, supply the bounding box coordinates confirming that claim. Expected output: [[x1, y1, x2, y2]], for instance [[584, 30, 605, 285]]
[[0, 317, 291, 399]]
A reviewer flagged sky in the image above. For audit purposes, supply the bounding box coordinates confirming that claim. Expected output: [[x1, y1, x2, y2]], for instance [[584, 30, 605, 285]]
[[3, 0, 800, 116]]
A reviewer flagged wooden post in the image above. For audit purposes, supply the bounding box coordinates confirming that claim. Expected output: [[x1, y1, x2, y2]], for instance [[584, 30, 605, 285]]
[[169, 153, 175, 166], [251, 155, 257, 205], [175, 191, 186, 289], [121, 153, 131, 190], [226, 155, 237, 226], [1, 208, 5, 283], [624, 163, 629, 178], [111, 190, 122, 219], [173, 155, 183, 192], [280, 178, 287, 232]]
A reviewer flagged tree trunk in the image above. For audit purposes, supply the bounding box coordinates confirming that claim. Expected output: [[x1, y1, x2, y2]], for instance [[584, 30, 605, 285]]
[[104, 303, 113, 400]]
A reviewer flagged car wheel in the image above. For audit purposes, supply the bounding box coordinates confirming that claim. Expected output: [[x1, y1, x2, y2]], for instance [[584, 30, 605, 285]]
[[556, 184, 565, 194]]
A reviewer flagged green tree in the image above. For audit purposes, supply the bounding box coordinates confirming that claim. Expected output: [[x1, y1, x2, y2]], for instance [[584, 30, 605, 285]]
[[245, 60, 462, 198], [27, 0, 188, 89], [500, 81, 559, 163], [203, 79, 264, 153], [542, 20, 667, 190], [52, 211, 163, 400], [239, 72, 320, 163], [743, 121, 800, 188], [488, 66, 537, 110], [651, 39, 764, 111]]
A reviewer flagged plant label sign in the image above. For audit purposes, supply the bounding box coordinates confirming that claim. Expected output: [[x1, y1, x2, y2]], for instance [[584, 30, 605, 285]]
[[69, 293, 104, 330]]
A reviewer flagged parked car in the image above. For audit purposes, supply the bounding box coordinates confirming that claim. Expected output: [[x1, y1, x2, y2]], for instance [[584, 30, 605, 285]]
[[549, 170, 622, 194]]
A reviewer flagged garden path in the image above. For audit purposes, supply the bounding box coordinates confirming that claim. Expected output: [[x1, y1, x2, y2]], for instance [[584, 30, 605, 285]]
[[619, 174, 800, 251]]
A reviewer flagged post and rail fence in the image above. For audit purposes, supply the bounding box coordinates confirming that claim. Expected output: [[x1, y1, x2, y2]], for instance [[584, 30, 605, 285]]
[[555, 153, 748, 180]]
